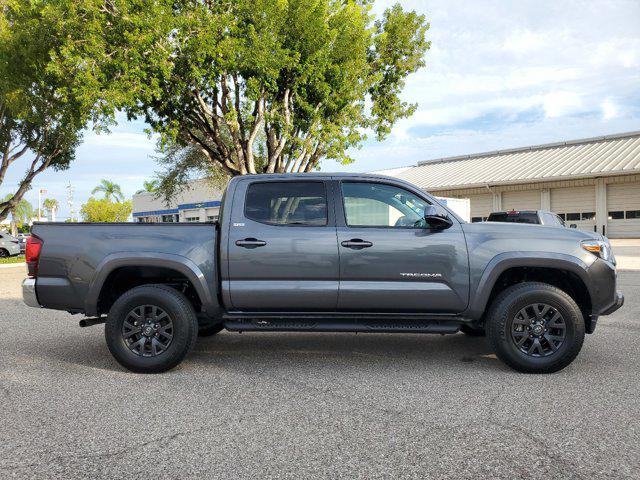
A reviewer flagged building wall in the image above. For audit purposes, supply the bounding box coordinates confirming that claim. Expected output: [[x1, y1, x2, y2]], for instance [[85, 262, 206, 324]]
[[132, 179, 224, 223]]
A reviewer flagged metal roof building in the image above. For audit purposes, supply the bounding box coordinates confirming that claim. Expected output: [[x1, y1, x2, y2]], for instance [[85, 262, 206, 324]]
[[385, 131, 640, 238]]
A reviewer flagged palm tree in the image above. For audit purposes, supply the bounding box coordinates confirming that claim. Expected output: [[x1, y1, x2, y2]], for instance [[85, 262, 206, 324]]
[[2, 194, 34, 236], [136, 179, 159, 195], [92, 179, 124, 202], [43, 198, 59, 220]]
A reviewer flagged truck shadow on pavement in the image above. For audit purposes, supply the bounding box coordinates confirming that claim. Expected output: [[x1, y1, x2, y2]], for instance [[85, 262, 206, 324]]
[[44, 330, 504, 374]]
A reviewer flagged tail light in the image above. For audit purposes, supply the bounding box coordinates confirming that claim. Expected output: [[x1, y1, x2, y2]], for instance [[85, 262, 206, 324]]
[[25, 235, 43, 277]]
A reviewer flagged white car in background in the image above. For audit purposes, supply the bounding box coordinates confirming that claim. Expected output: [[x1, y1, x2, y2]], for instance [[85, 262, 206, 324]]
[[0, 231, 21, 258]]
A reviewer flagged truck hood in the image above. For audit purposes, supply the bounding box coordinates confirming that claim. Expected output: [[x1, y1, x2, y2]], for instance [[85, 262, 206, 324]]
[[465, 221, 605, 242]]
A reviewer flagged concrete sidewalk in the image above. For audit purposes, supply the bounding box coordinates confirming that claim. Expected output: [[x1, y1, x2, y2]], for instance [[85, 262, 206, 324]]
[[611, 239, 640, 270]]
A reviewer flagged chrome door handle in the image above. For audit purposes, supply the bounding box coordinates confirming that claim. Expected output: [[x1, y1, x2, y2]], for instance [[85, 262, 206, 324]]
[[341, 239, 373, 249], [235, 238, 267, 248]]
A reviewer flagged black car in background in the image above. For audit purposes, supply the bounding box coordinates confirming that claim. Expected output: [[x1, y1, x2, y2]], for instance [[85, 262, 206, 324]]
[[487, 210, 568, 227]]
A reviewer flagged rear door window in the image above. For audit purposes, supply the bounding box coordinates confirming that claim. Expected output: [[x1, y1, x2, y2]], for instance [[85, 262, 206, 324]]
[[245, 182, 328, 226]]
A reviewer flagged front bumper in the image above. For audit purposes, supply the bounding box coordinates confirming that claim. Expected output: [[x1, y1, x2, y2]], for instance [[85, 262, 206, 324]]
[[601, 291, 624, 316], [22, 278, 40, 308]]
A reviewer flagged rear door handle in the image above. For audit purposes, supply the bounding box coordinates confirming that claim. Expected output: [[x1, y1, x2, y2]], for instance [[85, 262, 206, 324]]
[[341, 238, 373, 249], [235, 238, 267, 248]]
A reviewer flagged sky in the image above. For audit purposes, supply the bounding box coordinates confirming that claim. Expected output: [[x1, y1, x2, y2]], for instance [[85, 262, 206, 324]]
[[2, 0, 639, 219]]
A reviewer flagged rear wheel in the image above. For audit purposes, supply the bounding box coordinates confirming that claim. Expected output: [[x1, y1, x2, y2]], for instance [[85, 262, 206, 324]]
[[0, 248, 8, 258], [487, 282, 585, 373], [105, 285, 198, 373]]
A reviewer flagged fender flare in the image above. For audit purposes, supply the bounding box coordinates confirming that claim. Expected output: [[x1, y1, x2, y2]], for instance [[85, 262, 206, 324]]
[[85, 252, 219, 317], [467, 252, 592, 319]]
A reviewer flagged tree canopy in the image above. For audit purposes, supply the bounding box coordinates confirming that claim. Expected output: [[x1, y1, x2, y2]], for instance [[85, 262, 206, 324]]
[[92, 179, 125, 202], [102, 0, 430, 184], [42, 198, 59, 219], [0, 0, 123, 223], [81, 197, 132, 223], [2, 193, 33, 234], [137, 179, 160, 195]]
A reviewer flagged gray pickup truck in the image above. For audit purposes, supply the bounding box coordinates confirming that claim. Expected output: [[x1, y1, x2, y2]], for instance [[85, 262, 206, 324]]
[[22, 173, 623, 374]]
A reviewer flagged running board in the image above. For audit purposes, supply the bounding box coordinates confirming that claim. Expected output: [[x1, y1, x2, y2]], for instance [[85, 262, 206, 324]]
[[223, 317, 462, 334]]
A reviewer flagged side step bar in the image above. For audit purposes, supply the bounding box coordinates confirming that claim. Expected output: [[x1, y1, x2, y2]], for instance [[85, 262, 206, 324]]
[[223, 318, 462, 334]]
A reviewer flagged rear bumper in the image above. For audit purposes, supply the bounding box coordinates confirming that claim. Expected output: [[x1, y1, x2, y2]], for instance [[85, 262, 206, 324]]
[[22, 278, 40, 308], [600, 291, 624, 316]]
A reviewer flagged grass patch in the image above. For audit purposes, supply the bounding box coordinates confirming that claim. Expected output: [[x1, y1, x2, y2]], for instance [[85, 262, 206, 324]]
[[0, 255, 24, 264]]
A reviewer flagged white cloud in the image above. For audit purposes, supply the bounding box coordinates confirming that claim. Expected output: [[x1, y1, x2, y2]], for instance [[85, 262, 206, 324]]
[[601, 98, 619, 120], [334, 0, 640, 172], [542, 92, 583, 118], [82, 130, 157, 150]]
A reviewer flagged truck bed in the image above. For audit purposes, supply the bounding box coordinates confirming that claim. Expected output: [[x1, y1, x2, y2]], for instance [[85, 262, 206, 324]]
[[31, 222, 218, 315]]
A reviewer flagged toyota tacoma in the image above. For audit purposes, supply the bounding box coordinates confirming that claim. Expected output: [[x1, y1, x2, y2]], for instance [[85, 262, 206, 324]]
[[22, 173, 623, 373]]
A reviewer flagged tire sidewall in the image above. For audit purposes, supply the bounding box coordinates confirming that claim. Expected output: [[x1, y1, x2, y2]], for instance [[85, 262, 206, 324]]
[[105, 286, 196, 373], [490, 284, 585, 372]]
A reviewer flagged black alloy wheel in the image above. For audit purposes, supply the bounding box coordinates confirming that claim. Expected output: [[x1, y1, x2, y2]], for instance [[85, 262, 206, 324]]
[[105, 284, 198, 373], [487, 282, 585, 373], [122, 305, 174, 357], [510, 303, 566, 357]]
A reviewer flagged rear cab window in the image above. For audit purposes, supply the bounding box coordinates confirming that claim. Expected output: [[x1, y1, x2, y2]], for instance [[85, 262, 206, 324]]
[[244, 181, 328, 226]]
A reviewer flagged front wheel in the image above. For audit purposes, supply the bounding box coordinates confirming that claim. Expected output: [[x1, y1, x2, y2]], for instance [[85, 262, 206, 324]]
[[105, 285, 198, 373], [487, 282, 585, 373]]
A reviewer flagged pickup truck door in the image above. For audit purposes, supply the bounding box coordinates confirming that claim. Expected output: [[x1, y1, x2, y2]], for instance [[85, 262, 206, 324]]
[[335, 180, 469, 313], [225, 179, 339, 311]]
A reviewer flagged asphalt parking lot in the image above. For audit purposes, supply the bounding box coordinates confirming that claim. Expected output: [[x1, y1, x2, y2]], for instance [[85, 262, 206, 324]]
[[1, 248, 639, 479]]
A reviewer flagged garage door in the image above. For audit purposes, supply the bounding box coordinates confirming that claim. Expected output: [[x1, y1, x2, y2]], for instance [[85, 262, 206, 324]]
[[502, 190, 541, 211], [467, 194, 492, 222], [607, 183, 640, 238], [551, 186, 596, 233]]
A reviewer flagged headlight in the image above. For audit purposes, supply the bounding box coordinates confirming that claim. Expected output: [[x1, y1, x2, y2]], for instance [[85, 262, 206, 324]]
[[581, 239, 612, 262]]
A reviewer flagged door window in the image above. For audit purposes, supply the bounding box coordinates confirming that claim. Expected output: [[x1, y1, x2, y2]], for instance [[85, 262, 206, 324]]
[[341, 182, 429, 228], [245, 182, 327, 226]]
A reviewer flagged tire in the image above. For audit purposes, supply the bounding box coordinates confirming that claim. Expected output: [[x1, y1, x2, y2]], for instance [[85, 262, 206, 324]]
[[0, 249, 8, 258], [486, 282, 585, 374], [460, 324, 486, 337], [105, 284, 198, 373]]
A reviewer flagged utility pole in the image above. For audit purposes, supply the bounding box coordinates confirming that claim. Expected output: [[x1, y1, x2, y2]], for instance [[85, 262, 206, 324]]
[[38, 188, 47, 221], [66, 182, 75, 222]]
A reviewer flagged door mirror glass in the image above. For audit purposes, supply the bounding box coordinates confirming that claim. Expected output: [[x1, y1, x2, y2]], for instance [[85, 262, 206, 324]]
[[424, 205, 453, 230]]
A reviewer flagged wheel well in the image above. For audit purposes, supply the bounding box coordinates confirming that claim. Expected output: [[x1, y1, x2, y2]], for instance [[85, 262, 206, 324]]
[[97, 266, 203, 315], [484, 266, 592, 324]]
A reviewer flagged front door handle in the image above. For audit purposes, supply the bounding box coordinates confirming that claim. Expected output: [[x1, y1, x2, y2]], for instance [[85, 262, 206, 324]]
[[235, 238, 267, 248], [341, 238, 373, 249]]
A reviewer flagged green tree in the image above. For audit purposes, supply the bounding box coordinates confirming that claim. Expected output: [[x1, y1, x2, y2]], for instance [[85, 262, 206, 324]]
[[136, 179, 160, 195], [0, 1, 123, 223], [92, 179, 125, 203], [2, 194, 33, 235], [81, 198, 132, 223], [106, 1, 429, 187], [42, 198, 60, 220]]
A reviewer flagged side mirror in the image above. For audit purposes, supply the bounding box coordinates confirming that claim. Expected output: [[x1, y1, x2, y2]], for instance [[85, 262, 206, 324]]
[[424, 205, 453, 230], [569, 224, 577, 229]]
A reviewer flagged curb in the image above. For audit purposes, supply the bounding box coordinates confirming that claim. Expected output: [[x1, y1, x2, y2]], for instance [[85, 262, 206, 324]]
[[0, 263, 26, 270]]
